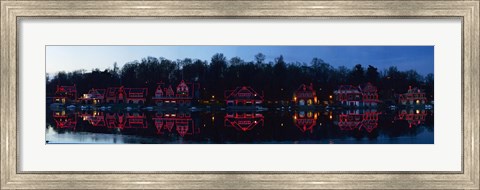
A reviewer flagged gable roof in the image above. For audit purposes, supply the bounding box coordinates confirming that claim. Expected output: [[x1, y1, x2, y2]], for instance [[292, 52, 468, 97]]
[[359, 83, 377, 93], [56, 85, 77, 93], [224, 86, 263, 100]]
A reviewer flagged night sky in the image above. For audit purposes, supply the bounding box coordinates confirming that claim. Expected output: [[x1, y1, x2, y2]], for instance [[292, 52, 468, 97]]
[[46, 46, 434, 76]]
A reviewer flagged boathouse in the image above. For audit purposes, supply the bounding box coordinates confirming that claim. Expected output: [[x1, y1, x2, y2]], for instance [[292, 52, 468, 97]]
[[78, 88, 106, 104], [399, 86, 427, 105], [53, 85, 77, 104], [359, 83, 379, 107], [124, 88, 148, 104], [152, 80, 195, 106], [105, 86, 125, 104], [293, 83, 318, 106], [334, 85, 362, 107], [334, 83, 379, 107], [224, 86, 264, 107]]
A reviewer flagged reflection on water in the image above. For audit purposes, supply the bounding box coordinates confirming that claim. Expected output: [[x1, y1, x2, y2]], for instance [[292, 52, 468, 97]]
[[225, 112, 264, 132], [336, 109, 380, 133], [47, 109, 434, 144], [293, 111, 317, 133], [154, 112, 197, 137]]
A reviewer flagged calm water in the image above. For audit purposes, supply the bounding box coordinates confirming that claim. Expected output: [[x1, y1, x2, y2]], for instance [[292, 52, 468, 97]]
[[46, 108, 434, 144]]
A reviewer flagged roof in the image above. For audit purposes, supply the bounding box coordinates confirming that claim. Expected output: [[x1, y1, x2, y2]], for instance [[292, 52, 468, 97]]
[[294, 84, 316, 98], [359, 83, 377, 93], [335, 85, 361, 93], [176, 80, 189, 92], [406, 86, 425, 94], [335, 83, 379, 94], [166, 86, 174, 94], [56, 85, 76, 92], [155, 86, 164, 94], [125, 88, 147, 94], [88, 89, 106, 96], [106, 87, 122, 97], [224, 86, 263, 100], [295, 84, 315, 93]]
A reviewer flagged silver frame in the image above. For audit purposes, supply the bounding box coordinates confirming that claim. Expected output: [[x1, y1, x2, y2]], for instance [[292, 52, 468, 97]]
[[1, 0, 478, 189]]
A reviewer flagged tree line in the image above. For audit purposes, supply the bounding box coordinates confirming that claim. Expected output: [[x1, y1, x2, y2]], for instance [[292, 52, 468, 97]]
[[46, 53, 434, 103]]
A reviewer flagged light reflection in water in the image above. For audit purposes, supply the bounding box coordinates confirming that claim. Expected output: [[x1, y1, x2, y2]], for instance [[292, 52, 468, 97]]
[[336, 109, 380, 133], [153, 112, 197, 137], [396, 109, 428, 128], [293, 111, 317, 133], [47, 109, 434, 144], [224, 112, 264, 132]]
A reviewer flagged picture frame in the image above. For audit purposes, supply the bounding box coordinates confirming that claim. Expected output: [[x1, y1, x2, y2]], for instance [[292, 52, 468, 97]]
[[1, 0, 478, 189]]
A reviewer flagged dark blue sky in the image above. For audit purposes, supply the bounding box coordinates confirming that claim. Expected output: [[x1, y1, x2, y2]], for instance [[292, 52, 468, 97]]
[[47, 46, 434, 76]]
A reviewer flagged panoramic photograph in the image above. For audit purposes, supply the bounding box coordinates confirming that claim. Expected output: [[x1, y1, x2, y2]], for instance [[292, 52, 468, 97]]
[[46, 46, 434, 144]]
